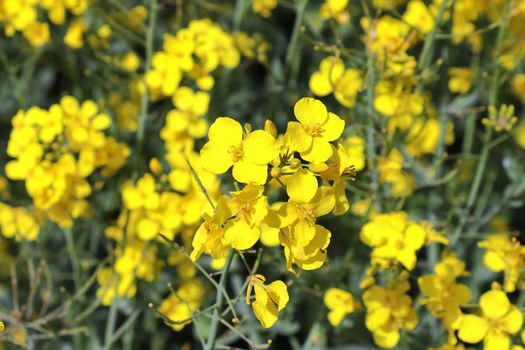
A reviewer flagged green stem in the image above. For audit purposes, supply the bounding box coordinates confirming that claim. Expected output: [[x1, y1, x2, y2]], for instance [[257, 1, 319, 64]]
[[366, 53, 380, 212], [205, 252, 234, 350], [417, 0, 448, 72], [65, 229, 81, 291], [232, 0, 246, 33], [451, 0, 511, 245], [284, 0, 308, 80], [136, 0, 158, 173], [466, 0, 510, 210], [103, 301, 119, 350]]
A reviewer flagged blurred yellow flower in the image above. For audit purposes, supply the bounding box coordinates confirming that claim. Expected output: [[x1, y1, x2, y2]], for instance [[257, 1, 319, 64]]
[[323, 288, 357, 326], [479, 234, 525, 293]]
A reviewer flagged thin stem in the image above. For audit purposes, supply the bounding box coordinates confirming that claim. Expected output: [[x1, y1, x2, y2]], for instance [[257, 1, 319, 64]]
[[417, 0, 449, 72], [451, 0, 511, 245], [205, 252, 234, 350], [284, 0, 308, 80], [103, 300, 119, 350], [365, 51, 380, 212], [136, 0, 158, 172], [65, 229, 81, 291]]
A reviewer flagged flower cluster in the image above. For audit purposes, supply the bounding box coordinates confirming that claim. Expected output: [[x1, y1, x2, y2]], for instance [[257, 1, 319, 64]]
[[360, 211, 446, 271], [0, 0, 88, 46], [418, 252, 471, 342], [192, 97, 364, 324], [146, 19, 240, 99], [4, 96, 129, 230]]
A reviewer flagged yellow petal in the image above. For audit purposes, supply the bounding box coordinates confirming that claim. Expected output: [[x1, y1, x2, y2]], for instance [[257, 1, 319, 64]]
[[301, 137, 333, 164], [366, 307, 391, 331], [310, 186, 336, 217], [480, 290, 510, 320], [232, 160, 268, 185], [328, 309, 346, 326], [252, 299, 278, 328], [309, 71, 333, 96], [404, 223, 426, 250], [224, 219, 260, 250], [267, 280, 289, 311], [285, 121, 312, 152], [137, 218, 159, 240], [373, 324, 400, 348], [243, 130, 278, 165], [200, 141, 233, 174], [458, 314, 489, 344], [397, 249, 417, 270], [321, 112, 345, 141], [294, 97, 328, 126], [208, 117, 243, 145], [286, 169, 318, 203], [485, 331, 510, 350], [501, 306, 523, 334]]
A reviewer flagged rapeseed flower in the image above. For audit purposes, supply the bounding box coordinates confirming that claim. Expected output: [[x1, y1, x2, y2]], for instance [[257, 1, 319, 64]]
[[458, 285, 523, 350], [201, 117, 279, 185], [246, 274, 289, 328], [285, 98, 344, 164]]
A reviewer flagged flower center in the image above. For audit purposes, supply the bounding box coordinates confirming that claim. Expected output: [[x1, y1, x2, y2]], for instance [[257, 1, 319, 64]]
[[307, 123, 324, 137], [229, 144, 244, 162]]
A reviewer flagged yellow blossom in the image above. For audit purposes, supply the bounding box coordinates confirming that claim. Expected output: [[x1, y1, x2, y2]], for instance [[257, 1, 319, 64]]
[[363, 273, 418, 348], [309, 57, 363, 108], [458, 286, 523, 350], [159, 279, 205, 331], [201, 117, 279, 185], [479, 234, 525, 293], [360, 211, 430, 270], [482, 104, 518, 132], [285, 98, 345, 164], [252, 0, 277, 18], [246, 274, 289, 328], [323, 288, 357, 326], [448, 67, 474, 94]]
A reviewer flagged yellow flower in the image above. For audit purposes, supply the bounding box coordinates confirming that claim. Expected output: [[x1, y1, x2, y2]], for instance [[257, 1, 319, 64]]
[[285, 98, 345, 164], [323, 288, 357, 326], [246, 274, 289, 328], [320, 0, 350, 23], [64, 19, 87, 49], [515, 122, 525, 149], [360, 212, 428, 270], [189, 201, 230, 262], [122, 174, 160, 211], [448, 67, 474, 94], [201, 117, 279, 185], [159, 279, 205, 331], [402, 0, 434, 34], [363, 274, 418, 349], [22, 21, 50, 46], [377, 149, 415, 198], [0, 203, 41, 241], [252, 0, 277, 18], [479, 234, 525, 293], [511, 74, 525, 104], [309, 57, 363, 108], [96, 267, 136, 306], [418, 252, 471, 341], [482, 104, 518, 132], [458, 286, 523, 350], [222, 185, 269, 250], [269, 169, 334, 271]]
